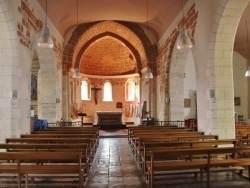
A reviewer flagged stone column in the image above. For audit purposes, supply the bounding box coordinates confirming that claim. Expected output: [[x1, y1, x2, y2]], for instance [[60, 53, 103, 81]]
[[36, 49, 57, 123]]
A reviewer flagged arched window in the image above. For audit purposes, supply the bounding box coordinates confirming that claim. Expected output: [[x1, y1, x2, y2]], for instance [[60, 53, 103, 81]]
[[135, 80, 140, 100], [103, 81, 113, 101], [81, 79, 90, 100], [125, 80, 135, 101]]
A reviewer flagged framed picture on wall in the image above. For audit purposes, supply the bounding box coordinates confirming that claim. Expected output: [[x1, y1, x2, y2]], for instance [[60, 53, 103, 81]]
[[234, 97, 241, 106], [184, 98, 191, 108]]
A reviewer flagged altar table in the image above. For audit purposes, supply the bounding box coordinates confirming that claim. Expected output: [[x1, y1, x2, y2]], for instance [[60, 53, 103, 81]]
[[94, 111, 126, 129]]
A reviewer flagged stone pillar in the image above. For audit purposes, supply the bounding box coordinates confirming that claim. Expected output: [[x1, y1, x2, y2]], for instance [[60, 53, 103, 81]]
[[169, 49, 190, 121], [36, 49, 57, 123], [204, 0, 249, 139]]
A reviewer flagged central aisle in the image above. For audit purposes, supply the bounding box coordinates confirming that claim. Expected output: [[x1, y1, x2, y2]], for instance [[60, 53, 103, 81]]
[[85, 137, 147, 187]]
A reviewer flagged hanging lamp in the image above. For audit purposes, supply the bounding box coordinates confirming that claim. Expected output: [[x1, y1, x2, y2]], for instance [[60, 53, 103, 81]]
[[37, 0, 54, 48], [145, 67, 153, 79], [145, 0, 153, 79], [176, 0, 193, 50], [245, 20, 250, 77]]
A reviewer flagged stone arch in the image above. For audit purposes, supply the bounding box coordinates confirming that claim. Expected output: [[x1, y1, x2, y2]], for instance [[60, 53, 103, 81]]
[[156, 3, 197, 121], [204, 0, 249, 138], [0, 0, 21, 140], [169, 47, 192, 121]]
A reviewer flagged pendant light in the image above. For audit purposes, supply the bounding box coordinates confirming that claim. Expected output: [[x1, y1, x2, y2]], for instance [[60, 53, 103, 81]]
[[145, 0, 153, 79], [73, 0, 81, 79], [245, 20, 250, 77], [176, 0, 193, 50], [37, 0, 54, 49], [145, 68, 153, 79]]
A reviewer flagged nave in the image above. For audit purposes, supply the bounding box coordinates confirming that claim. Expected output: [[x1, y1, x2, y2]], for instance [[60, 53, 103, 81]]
[[0, 125, 250, 188], [2, 135, 250, 188]]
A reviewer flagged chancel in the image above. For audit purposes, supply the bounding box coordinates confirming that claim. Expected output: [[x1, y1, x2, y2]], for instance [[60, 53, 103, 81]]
[[2, 0, 250, 187]]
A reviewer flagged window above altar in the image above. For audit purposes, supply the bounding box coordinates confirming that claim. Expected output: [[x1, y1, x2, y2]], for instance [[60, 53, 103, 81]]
[[103, 81, 113, 101]]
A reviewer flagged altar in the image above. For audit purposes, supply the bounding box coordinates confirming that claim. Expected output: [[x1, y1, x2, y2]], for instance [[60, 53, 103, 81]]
[[94, 111, 126, 129]]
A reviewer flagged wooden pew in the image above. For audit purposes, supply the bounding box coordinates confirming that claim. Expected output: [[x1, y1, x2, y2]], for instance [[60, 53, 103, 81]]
[[21, 133, 95, 138], [128, 127, 196, 145], [129, 131, 205, 149], [128, 127, 197, 145], [31, 130, 99, 148], [38, 127, 99, 136], [32, 130, 98, 135], [131, 134, 219, 159], [147, 146, 250, 188], [140, 139, 237, 176], [42, 126, 98, 130], [235, 129, 250, 145], [5, 138, 96, 165], [0, 151, 84, 188], [0, 143, 90, 175]]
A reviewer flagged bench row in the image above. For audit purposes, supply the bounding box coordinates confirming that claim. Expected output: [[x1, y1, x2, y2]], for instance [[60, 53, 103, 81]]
[[0, 126, 99, 188], [127, 126, 247, 188]]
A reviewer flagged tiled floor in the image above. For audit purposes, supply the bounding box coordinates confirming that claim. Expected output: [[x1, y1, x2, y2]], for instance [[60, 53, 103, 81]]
[[85, 137, 147, 188]]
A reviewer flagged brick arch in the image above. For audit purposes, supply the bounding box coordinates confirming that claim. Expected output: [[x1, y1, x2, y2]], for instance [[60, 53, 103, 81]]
[[62, 22, 97, 75], [157, 3, 198, 121], [63, 20, 154, 75], [75, 32, 141, 75]]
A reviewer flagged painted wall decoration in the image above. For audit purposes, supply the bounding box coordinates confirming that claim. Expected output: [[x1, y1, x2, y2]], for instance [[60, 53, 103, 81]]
[[123, 104, 140, 118]]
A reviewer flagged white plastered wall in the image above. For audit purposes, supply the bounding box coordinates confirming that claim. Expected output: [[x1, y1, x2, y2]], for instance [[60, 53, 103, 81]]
[[233, 51, 248, 120]]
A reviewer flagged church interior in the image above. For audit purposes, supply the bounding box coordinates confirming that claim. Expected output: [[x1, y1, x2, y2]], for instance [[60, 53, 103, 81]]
[[2, 0, 250, 187]]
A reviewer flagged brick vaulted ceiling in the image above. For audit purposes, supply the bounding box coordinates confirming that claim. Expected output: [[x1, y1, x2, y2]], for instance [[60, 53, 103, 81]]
[[81, 36, 137, 76]]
